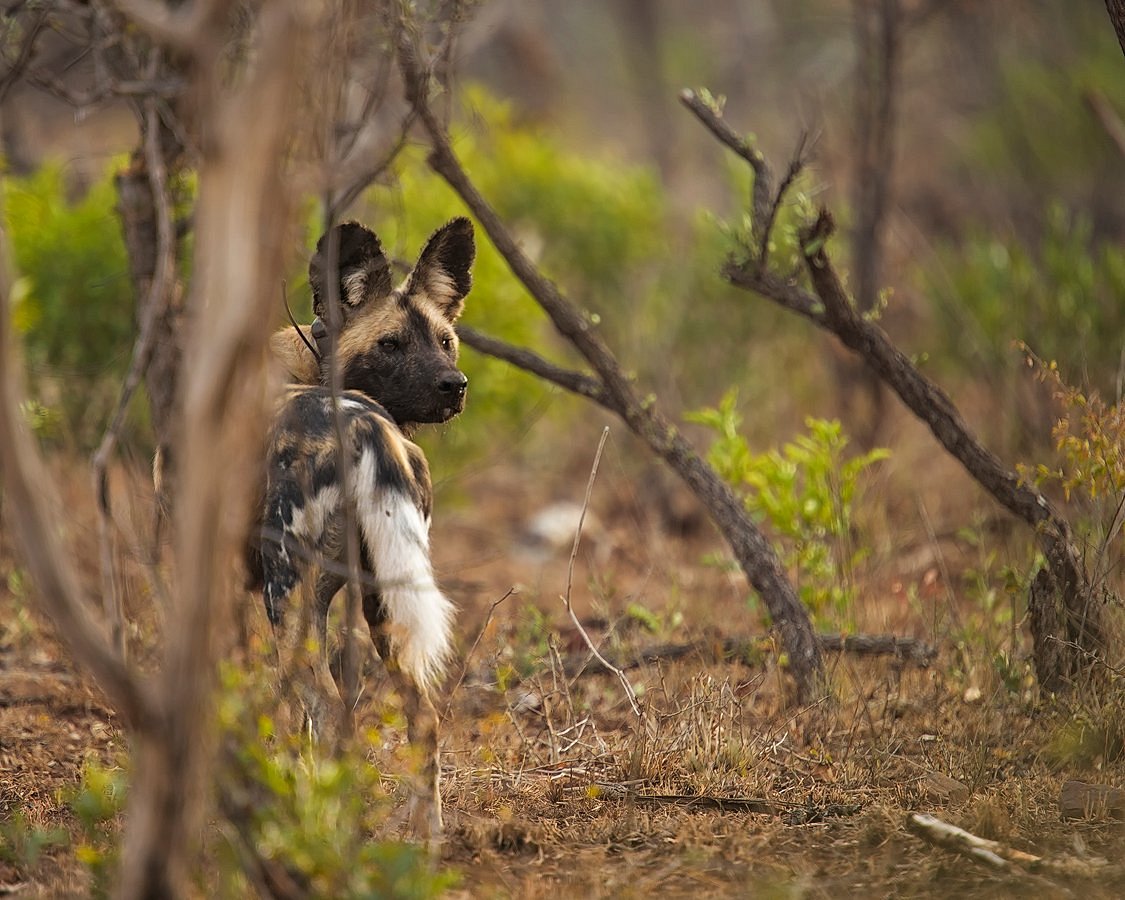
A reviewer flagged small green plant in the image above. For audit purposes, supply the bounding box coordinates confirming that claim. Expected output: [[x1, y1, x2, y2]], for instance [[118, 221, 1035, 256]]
[[0, 810, 66, 874], [67, 760, 128, 898], [216, 663, 454, 899], [689, 391, 889, 627], [504, 603, 553, 681], [950, 517, 1038, 698], [1017, 351, 1125, 601]]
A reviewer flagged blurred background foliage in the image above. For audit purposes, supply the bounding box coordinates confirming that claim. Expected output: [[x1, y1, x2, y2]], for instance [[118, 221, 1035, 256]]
[[3, 0, 1123, 484], [4, 163, 133, 447]]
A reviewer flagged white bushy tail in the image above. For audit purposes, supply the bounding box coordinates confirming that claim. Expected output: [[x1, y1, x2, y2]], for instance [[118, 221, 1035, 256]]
[[353, 448, 454, 686]]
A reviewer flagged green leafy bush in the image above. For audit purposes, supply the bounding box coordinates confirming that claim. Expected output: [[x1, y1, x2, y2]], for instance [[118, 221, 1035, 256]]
[[4, 163, 135, 446], [1017, 352, 1125, 609], [689, 390, 889, 626], [216, 663, 455, 899], [922, 204, 1125, 402]]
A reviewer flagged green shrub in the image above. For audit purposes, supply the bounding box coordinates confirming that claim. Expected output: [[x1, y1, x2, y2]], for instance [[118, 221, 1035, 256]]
[[689, 390, 889, 627], [0, 810, 66, 875], [216, 663, 455, 899], [922, 204, 1125, 403], [4, 163, 135, 446]]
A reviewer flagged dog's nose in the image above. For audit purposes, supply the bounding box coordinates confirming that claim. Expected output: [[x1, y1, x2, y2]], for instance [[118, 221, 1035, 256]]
[[439, 372, 468, 396]]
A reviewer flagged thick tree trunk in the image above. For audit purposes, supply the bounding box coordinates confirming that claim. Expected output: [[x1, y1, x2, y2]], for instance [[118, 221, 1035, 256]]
[[115, 151, 184, 483]]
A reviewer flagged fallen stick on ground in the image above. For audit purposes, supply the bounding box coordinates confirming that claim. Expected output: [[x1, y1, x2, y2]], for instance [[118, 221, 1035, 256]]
[[595, 784, 861, 825], [906, 812, 1116, 881], [559, 632, 937, 680], [906, 813, 1039, 869]]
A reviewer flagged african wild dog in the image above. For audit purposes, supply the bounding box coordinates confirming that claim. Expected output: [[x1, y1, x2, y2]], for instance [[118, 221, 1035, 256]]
[[252, 217, 474, 840]]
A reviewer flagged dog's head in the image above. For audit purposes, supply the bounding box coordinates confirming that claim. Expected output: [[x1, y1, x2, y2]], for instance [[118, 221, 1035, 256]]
[[308, 217, 475, 430]]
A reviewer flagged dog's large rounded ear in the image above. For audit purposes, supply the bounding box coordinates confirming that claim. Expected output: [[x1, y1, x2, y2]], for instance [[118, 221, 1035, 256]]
[[309, 222, 393, 321], [406, 217, 475, 321]]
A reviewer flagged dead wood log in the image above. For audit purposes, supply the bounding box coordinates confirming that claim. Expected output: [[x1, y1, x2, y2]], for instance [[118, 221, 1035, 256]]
[[396, 22, 826, 707], [1059, 780, 1125, 821]]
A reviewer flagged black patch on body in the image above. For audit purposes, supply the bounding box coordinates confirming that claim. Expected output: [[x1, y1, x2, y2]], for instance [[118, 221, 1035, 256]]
[[254, 386, 431, 625]]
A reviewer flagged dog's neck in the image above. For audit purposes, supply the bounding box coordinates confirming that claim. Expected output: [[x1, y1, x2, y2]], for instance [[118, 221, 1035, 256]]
[[268, 322, 420, 438], [269, 324, 321, 385]]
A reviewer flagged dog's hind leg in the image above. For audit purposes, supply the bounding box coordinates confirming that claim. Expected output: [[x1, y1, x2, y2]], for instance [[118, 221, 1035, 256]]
[[270, 571, 347, 753], [351, 426, 453, 842], [369, 617, 443, 844], [261, 485, 348, 751]]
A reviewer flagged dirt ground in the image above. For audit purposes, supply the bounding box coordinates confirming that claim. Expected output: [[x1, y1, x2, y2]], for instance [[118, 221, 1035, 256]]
[[2, 420, 1125, 898]]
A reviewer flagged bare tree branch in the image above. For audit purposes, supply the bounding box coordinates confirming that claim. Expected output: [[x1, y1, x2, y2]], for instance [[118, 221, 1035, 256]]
[[680, 88, 772, 248], [720, 199, 1102, 688], [457, 325, 608, 405], [0, 2, 51, 104], [116, 1, 316, 893], [399, 24, 826, 704], [1106, 0, 1125, 58], [0, 218, 156, 735]]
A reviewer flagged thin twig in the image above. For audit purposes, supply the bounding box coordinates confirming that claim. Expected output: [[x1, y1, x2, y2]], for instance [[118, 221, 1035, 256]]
[[457, 324, 608, 405], [91, 90, 177, 659], [758, 130, 811, 270], [0, 3, 51, 105], [560, 428, 643, 720], [328, 110, 417, 220], [678, 89, 772, 242], [321, 210, 366, 741]]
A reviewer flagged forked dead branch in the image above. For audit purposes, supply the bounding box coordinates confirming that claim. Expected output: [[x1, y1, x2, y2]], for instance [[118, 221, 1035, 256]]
[[679, 89, 1109, 694]]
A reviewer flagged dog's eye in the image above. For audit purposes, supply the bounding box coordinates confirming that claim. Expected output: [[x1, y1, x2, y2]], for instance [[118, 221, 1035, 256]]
[[378, 337, 400, 352], [441, 336, 454, 351]]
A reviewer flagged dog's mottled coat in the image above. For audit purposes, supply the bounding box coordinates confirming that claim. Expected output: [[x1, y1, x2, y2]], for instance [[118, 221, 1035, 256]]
[[253, 217, 474, 839]]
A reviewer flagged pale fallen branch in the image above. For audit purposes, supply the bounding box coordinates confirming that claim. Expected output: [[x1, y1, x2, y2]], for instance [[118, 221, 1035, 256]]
[[906, 812, 1036, 870], [906, 812, 1115, 881]]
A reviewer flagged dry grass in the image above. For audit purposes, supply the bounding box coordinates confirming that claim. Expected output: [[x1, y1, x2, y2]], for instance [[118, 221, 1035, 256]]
[[2, 421, 1124, 898]]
